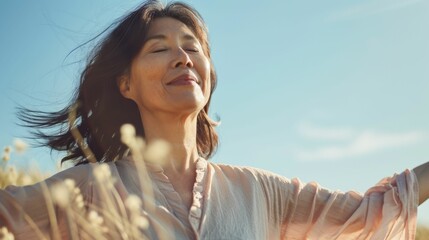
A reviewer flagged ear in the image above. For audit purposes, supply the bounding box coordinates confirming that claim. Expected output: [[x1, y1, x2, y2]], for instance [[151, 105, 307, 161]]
[[117, 75, 133, 100]]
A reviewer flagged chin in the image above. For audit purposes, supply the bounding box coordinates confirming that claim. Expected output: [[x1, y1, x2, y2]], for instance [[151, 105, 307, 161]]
[[170, 99, 206, 115]]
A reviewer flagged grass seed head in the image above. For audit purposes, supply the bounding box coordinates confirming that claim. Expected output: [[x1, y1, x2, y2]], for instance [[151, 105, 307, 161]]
[[3, 146, 11, 154], [120, 124, 136, 146], [13, 139, 28, 154], [93, 164, 111, 182], [1, 153, 10, 162], [132, 215, 149, 229], [51, 183, 70, 208], [0, 226, 14, 240], [125, 194, 142, 212], [144, 139, 170, 164]]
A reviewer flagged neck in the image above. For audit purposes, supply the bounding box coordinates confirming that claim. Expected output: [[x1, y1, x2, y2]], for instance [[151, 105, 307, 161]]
[[140, 111, 200, 174]]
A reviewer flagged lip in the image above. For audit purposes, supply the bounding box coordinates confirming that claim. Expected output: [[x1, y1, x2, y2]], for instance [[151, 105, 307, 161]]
[[167, 73, 199, 86]]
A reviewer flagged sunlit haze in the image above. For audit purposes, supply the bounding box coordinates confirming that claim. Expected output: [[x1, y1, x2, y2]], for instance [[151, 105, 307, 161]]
[[1, 0, 428, 224]]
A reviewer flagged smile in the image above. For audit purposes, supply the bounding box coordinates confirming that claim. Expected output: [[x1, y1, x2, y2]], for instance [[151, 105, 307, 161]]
[[168, 73, 199, 86]]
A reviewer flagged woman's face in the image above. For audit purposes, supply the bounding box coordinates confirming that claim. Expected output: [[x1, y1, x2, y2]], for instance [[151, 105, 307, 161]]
[[120, 17, 211, 118]]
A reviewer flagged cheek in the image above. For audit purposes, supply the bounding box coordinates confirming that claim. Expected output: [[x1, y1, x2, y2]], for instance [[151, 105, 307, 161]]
[[132, 58, 166, 87], [129, 64, 166, 104], [137, 60, 164, 82]]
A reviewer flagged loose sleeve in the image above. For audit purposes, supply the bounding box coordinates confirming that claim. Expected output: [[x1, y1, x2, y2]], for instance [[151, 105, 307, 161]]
[[0, 164, 94, 239], [259, 169, 418, 239]]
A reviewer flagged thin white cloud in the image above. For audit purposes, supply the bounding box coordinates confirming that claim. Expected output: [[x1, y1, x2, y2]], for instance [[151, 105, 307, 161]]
[[295, 124, 427, 161], [297, 122, 355, 141], [327, 0, 424, 22]]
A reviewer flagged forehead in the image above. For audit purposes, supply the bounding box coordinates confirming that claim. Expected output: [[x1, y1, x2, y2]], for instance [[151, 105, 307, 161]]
[[146, 17, 197, 40]]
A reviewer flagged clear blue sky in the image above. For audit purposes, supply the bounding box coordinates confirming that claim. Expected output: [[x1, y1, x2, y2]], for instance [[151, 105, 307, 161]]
[[1, 0, 428, 224]]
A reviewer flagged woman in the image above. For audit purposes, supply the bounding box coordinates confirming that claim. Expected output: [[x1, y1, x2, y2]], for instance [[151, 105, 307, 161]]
[[1, 1, 428, 239]]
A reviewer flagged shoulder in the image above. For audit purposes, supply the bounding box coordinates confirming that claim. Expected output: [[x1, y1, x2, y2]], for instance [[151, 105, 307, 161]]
[[50, 161, 123, 182], [44, 161, 126, 202], [207, 161, 298, 187], [46, 163, 96, 185], [2, 163, 99, 208]]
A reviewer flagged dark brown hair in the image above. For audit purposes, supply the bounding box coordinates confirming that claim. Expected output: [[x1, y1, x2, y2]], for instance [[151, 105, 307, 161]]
[[19, 0, 218, 165]]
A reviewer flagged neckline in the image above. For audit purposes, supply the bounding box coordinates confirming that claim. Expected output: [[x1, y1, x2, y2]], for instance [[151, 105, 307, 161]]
[[146, 157, 208, 232], [120, 155, 208, 231]]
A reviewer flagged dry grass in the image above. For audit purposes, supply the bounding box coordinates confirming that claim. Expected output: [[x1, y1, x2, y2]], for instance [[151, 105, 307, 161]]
[[0, 118, 428, 239], [0, 120, 172, 239]]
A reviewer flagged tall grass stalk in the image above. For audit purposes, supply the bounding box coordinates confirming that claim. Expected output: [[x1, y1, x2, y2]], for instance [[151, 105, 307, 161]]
[[0, 104, 427, 239]]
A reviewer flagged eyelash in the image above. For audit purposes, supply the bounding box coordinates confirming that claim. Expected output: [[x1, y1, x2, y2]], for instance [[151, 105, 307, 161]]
[[185, 48, 199, 53], [152, 49, 167, 53], [151, 48, 199, 53]]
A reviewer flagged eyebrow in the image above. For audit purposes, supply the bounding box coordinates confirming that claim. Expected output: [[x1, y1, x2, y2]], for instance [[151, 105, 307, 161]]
[[145, 33, 198, 43]]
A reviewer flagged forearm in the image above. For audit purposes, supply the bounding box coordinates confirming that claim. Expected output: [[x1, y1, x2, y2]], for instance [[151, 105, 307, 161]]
[[413, 161, 429, 205]]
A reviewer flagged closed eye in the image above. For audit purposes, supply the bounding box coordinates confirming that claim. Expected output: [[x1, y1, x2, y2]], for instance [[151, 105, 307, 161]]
[[152, 48, 167, 53], [185, 48, 199, 53]]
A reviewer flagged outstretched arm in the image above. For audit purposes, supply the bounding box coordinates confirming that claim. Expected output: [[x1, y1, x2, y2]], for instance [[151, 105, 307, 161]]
[[253, 167, 418, 239], [413, 161, 429, 205]]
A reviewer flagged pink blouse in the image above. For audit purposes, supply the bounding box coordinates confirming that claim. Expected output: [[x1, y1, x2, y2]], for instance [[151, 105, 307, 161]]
[[0, 157, 419, 239]]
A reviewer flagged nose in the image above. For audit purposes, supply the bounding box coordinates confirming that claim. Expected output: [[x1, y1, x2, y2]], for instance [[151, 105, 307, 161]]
[[172, 48, 193, 68]]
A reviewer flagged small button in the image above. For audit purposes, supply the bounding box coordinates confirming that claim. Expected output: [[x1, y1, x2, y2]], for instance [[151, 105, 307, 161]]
[[193, 185, 203, 192], [194, 191, 203, 199], [190, 205, 202, 217]]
